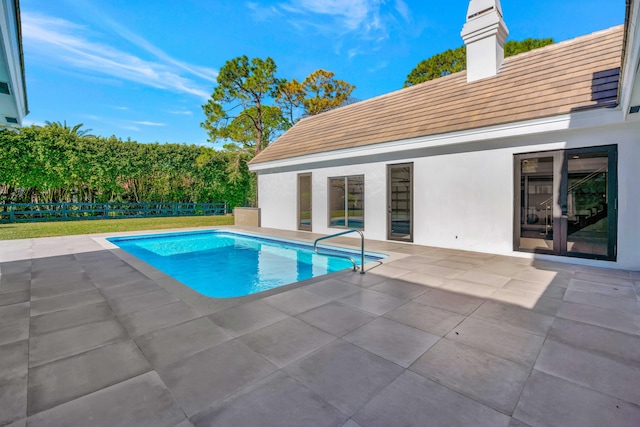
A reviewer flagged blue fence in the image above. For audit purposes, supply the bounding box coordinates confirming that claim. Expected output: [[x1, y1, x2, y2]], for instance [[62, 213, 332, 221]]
[[0, 202, 228, 223]]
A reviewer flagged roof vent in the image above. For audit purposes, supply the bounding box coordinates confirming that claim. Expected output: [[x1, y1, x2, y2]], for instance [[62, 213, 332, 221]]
[[630, 106, 640, 114], [0, 82, 10, 95], [5, 117, 18, 124]]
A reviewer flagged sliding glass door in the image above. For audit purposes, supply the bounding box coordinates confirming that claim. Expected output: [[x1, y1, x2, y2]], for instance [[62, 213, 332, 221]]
[[514, 145, 617, 260]]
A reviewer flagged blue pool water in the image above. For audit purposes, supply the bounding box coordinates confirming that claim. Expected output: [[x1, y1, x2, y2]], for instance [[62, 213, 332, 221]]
[[107, 230, 386, 298]]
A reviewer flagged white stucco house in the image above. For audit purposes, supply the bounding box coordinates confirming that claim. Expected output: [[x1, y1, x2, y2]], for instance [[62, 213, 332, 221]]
[[250, 0, 640, 271], [0, 0, 27, 127]]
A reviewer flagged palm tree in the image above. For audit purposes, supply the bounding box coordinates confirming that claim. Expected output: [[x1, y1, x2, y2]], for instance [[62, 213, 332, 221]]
[[43, 121, 94, 137]]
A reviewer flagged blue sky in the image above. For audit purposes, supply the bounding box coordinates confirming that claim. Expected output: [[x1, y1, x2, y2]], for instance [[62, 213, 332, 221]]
[[22, 0, 625, 146]]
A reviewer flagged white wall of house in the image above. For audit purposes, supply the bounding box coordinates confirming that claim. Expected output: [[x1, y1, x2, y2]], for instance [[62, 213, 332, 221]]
[[256, 118, 640, 270]]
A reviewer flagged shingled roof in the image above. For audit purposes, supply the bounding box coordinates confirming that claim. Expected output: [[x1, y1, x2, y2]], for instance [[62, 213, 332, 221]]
[[250, 26, 623, 165]]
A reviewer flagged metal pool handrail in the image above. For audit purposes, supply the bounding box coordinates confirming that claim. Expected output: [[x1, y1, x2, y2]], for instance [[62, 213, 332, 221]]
[[314, 229, 366, 274]]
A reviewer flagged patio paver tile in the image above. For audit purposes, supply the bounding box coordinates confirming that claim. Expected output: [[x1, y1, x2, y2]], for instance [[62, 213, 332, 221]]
[[0, 291, 30, 307], [490, 290, 562, 316], [135, 317, 232, 368], [27, 339, 151, 416], [568, 278, 636, 299], [343, 317, 440, 368], [573, 272, 634, 288], [513, 370, 640, 427], [471, 300, 554, 336], [29, 302, 114, 337], [157, 339, 277, 417], [29, 319, 128, 367], [296, 301, 375, 337], [0, 261, 31, 275], [192, 371, 346, 427], [556, 302, 640, 336], [98, 279, 163, 300], [30, 281, 96, 301], [108, 289, 179, 315], [27, 371, 186, 427], [548, 317, 640, 368], [440, 278, 499, 298], [563, 288, 640, 314], [413, 288, 485, 315], [239, 317, 336, 368], [303, 279, 360, 300], [503, 280, 567, 300], [393, 271, 445, 287], [0, 317, 29, 346], [284, 339, 404, 417], [30, 272, 90, 288], [262, 288, 332, 316], [460, 269, 511, 287], [0, 340, 28, 379], [208, 300, 288, 338], [30, 290, 105, 316], [334, 271, 389, 288], [338, 288, 406, 316], [353, 370, 510, 427], [535, 339, 640, 405], [446, 317, 545, 367], [369, 279, 430, 299], [119, 301, 200, 337], [385, 301, 465, 336], [411, 338, 530, 414], [0, 372, 27, 426], [415, 264, 465, 279]]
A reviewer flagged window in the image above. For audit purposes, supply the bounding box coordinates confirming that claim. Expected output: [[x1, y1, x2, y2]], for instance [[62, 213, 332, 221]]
[[328, 175, 364, 229]]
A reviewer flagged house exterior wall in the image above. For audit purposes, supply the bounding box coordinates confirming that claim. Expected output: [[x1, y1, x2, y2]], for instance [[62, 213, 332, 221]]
[[256, 119, 640, 271]]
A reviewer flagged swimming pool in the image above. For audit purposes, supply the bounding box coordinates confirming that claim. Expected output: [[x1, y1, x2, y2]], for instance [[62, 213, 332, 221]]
[[107, 230, 386, 298]]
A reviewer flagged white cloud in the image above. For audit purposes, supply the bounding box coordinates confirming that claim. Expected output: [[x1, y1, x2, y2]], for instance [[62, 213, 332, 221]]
[[132, 121, 166, 127], [272, 0, 412, 40], [22, 12, 216, 100], [168, 110, 193, 116]]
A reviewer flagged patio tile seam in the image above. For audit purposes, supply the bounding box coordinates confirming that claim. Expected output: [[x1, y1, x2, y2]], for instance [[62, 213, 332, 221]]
[[523, 367, 640, 412]]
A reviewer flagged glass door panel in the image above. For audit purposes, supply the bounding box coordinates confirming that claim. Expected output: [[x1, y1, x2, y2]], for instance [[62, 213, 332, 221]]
[[518, 157, 554, 252], [388, 164, 413, 242], [515, 146, 617, 261], [298, 174, 312, 231], [566, 152, 610, 257]]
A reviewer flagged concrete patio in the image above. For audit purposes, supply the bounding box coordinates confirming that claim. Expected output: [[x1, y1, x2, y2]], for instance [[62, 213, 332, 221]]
[[1, 226, 639, 427]]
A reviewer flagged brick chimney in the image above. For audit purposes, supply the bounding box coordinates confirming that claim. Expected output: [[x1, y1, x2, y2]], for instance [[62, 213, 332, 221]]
[[461, 0, 509, 82]]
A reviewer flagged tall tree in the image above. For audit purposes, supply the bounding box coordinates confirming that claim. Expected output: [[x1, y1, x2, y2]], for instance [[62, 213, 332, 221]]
[[275, 78, 305, 125], [302, 69, 356, 116], [201, 56, 284, 155], [404, 38, 554, 87]]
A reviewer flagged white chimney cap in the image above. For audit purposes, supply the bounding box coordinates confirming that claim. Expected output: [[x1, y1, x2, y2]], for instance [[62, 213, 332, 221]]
[[467, 0, 503, 20]]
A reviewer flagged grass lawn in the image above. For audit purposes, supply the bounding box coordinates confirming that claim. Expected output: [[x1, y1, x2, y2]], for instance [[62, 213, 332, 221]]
[[0, 215, 235, 240]]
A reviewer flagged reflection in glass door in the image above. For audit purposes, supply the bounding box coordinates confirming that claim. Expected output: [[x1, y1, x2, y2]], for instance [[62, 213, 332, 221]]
[[566, 151, 612, 257], [298, 174, 312, 231], [518, 157, 555, 252], [388, 163, 413, 242], [514, 146, 617, 261]]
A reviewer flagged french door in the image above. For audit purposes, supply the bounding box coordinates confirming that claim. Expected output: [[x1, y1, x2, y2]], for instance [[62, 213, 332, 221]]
[[514, 145, 617, 261], [298, 173, 312, 231], [387, 163, 413, 242]]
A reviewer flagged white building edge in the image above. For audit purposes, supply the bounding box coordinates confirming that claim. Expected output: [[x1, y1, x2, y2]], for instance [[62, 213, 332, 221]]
[[0, 0, 27, 127], [250, 0, 640, 271]]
